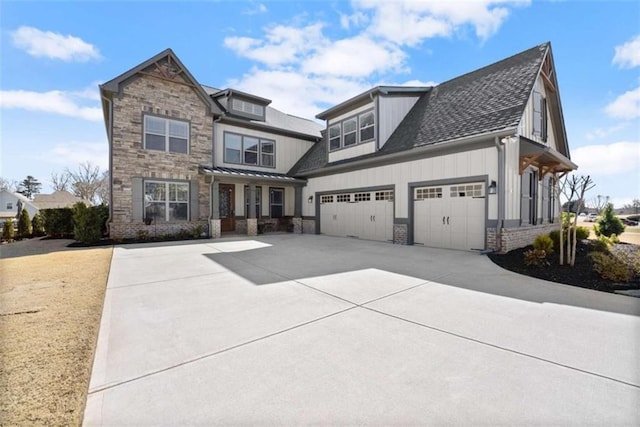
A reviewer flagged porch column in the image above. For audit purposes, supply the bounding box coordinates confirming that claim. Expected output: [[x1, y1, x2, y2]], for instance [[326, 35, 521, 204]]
[[210, 180, 221, 238], [247, 183, 257, 236], [293, 186, 303, 234]]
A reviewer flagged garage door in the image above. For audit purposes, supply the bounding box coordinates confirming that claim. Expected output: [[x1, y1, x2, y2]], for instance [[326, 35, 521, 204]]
[[320, 190, 393, 242], [413, 183, 485, 251]]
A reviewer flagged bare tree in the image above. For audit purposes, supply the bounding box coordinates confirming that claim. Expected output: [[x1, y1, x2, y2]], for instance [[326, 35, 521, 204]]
[[561, 175, 595, 266], [590, 194, 610, 214], [66, 161, 103, 204], [95, 170, 110, 205], [0, 177, 19, 192], [50, 171, 71, 192]]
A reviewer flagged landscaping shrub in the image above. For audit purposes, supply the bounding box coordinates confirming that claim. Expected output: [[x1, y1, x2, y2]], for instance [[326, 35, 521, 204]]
[[589, 252, 632, 282], [575, 226, 590, 241], [2, 220, 15, 242], [191, 225, 205, 239], [41, 208, 74, 238], [533, 234, 553, 255], [590, 238, 610, 253], [524, 249, 549, 267], [549, 226, 589, 249], [73, 202, 106, 244], [17, 209, 32, 239], [597, 203, 625, 237], [31, 212, 45, 237]]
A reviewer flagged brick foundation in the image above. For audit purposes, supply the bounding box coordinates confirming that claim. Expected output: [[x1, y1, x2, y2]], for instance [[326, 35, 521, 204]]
[[110, 220, 209, 239], [393, 223, 408, 245], [247, 218, 257, 236], [210, 219, 221, 238], [292, 217, 302, 234]]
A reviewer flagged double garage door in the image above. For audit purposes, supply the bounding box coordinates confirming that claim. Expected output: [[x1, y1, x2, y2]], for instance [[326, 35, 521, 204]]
[[320, 190, 394, 242], [413, 182, 485, 251]]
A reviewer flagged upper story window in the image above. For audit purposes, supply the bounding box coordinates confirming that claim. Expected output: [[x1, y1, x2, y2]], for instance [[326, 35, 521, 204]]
[[224, 132, 275, 168], [328, 109, 375, 151], [144, 115, 189, 154], [231, 98, 265, 119], [6, 202, 13, 210], [532, 91, 547, 142]]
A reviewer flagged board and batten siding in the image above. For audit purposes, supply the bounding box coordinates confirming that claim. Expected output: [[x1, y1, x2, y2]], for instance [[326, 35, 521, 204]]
[[503, 137, 521, 222], [230, 183, 296, 218], [377, 95, 420, 148], [518, 76, 558, 151], [215, 123, 315, 174], [304, 146, 499, 220]]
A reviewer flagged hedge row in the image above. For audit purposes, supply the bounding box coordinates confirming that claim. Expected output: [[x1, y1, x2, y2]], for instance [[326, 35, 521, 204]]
[[41, 203, 109, 243]]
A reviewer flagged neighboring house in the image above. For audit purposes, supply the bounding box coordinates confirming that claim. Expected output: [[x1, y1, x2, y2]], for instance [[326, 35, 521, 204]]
[[33, 190, 84, 210], [0, 190, 39, 222], [100, 42, 576, 252]]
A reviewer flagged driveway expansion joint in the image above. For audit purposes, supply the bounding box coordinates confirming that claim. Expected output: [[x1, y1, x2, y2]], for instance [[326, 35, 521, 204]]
[[362, 306, 640, 390]]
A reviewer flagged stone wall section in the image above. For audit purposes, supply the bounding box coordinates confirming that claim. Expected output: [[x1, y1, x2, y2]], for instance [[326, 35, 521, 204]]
[[487, 223, 560, 253], [302, 219, 316, 234], [109, 72, 213, 238], [393, 223, 408, 245]]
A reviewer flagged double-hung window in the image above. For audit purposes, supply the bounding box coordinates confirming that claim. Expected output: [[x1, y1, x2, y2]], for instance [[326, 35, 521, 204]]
[[224, 132, 276, 168], [144, 116, 189, 153], [359, 111, 375, 142], [328, 110, 375, 151], [343, 118, 357, 147], [329, 124, 341, 151], [144, 181, 189, 222]]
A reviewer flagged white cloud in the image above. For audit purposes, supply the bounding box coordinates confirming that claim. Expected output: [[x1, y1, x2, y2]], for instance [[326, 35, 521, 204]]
[[227, 68, 370, 118], [613, 35, 640, 69], [302, 36, 407, 77], [0, 89, 102, 121], [44, 141, 109, 171], [585, 123, 626, 140], [224, 23, 324, 67], [339, 11, 369, 29], [604, 86, 640, 120], [243, 2, 267, 15], [572, 141, 640, 176], [398, 79, 438, 87], [11, 26, 101, 62], [354, 0, 529, 46]]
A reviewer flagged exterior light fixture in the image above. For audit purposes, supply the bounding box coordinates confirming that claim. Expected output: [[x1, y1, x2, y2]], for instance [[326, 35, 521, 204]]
[[488, 180, 497, 195], [307, 195, 313, 203]]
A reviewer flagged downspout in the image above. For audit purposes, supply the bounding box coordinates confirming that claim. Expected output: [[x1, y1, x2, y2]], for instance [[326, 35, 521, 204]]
[[209, 116, 223, 235], [495, 136, 506, 253], [101, 92, 113, 235], [370, 92, 379, 151]]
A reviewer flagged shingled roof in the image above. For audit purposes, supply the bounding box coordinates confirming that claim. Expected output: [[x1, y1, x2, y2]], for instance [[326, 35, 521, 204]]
[[290, 43, 551, 176]]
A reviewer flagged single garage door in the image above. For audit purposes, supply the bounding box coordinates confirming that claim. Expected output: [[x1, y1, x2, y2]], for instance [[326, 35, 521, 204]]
[[320, 190, 393, 242], [413, 183, 485, 251]]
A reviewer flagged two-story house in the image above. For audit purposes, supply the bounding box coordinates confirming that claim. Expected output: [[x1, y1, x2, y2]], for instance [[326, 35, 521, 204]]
[[100, 42, 576, 252]]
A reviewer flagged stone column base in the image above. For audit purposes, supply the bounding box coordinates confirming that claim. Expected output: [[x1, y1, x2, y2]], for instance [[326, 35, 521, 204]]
[[210, 219, 221, 239], [247, 218, 258, 236], [393, 223, 408, 244], [292, 217, 302, 234]]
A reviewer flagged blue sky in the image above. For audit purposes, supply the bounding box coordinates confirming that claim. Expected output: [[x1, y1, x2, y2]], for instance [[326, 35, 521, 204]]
[[1, 0, 638, 208]]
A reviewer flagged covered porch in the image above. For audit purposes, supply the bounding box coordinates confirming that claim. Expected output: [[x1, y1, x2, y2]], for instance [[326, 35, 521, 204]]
[[199, 166, 306, 238]]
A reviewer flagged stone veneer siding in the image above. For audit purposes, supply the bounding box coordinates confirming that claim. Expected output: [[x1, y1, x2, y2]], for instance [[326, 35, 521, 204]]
[[302, 219, 316, 235], [109, 69, 212, 239], [487, 223, 561, 253], [110, 221, 209, 240]]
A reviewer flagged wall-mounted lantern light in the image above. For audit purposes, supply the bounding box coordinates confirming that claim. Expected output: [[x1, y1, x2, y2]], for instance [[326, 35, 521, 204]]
[[307, 195, 314, 203], [488, 180, 497, 195]]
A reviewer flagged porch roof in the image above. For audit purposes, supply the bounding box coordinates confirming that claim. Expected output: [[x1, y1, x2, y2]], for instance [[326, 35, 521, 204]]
[[199, 166, 307, 184], [519, 137, 577, 178]]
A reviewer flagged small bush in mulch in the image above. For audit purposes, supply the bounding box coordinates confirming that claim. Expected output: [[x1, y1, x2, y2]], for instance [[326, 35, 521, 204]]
[[488, 240, 640, 293]]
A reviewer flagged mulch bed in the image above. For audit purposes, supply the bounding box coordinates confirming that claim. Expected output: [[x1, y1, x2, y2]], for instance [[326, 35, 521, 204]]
[[488, 240, 640, 293]]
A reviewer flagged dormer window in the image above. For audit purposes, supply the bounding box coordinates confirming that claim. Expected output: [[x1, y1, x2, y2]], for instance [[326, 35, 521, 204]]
[[328, 109, 376, 151], [230, 98, 266, 121]]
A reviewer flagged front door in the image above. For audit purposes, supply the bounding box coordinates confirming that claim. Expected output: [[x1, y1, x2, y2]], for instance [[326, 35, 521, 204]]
[[219, 184, 235, 232]]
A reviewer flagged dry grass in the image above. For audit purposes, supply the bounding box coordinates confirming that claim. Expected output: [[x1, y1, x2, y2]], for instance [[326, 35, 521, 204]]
[[0, 241, 112, 426]]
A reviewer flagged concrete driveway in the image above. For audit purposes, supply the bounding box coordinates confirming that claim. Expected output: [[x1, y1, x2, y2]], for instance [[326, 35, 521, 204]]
[[84, 234, 640, 425]]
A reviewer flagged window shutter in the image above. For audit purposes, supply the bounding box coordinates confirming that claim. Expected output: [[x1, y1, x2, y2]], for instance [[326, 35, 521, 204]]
[[132, 178, 143, 221], [541, 176, 549, 224], [532, 91, 541, 136], [190, 180, 199, 220], [520, 171, 531, 225], [541, 97, 548, 142]]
